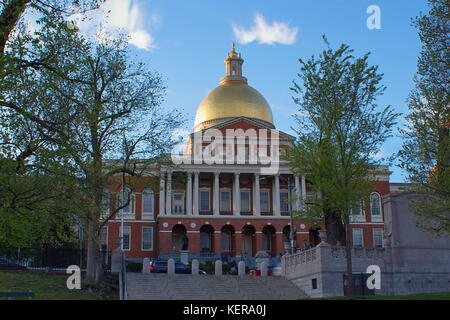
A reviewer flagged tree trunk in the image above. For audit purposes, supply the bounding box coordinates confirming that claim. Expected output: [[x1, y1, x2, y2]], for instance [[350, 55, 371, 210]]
[[85, 216, 100, 284], [324, 209, 346, 245], [343, 215, 353, 296]]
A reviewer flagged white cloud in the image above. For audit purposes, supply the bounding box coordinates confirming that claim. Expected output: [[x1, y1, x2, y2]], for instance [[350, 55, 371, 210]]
[[232, 13, 298, 45], [69, 0, 157, 51]]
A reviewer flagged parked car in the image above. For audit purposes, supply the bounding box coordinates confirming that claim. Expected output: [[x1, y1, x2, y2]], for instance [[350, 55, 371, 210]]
[[0, 258, 27, 270], [249, 264, 283, 276], [149, 260, 206, 274]]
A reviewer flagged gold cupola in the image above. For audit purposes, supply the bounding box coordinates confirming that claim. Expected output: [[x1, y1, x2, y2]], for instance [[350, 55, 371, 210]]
[[193, 43, 274, 132]]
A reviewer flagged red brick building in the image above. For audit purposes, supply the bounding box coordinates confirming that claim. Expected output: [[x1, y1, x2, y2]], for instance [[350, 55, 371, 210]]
[[102, 45, 391, 262]]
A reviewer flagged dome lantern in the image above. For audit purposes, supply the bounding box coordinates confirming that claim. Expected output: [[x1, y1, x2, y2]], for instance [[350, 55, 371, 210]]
[[220, 42, 248, 85]]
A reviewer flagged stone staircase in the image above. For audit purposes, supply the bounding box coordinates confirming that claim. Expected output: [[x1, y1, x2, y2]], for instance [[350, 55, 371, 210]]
[[126, 273, 307, 300]]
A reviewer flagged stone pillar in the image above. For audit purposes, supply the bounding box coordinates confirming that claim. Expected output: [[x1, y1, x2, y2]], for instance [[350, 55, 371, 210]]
[[294, 175, 301, 210], [142, 258, 150, 273], [213, 172, 220, 215], [166, 171, 172, 215], [167, 258, 175, 275], [234, 173, 240, 215], [193, 172, 199, 215], [260, 261, 268, 277], [273, 175, 280, 216], [186, 172, 192, 215], [238, 261, 245, 276], [159, 174, 165, 216], [191, 259, 199, 275], [215, 260, 222, 276], [301, 175, 306, 207], [254, 173, 260, 215]]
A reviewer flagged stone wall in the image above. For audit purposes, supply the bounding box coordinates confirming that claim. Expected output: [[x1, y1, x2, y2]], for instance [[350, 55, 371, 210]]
[[284, 192, 450, 297]]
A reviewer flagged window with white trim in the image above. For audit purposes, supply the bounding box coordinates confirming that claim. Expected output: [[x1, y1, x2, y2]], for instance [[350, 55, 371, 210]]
[[240, 190, 251, 212], [350, 200, 365, 222], [280, 191, 289, 212], [142, 189, 154, 218], [352, 228, 363, 248], [370, 193, 382, 222], [260, 191, 270, 212], [142, 227, 153, 251], [200, 190, 210, 211], [119, 188, 136, 218], [122, 226, 131, 251], [373, 228, 383, 248], [220, 190, 231, 211]]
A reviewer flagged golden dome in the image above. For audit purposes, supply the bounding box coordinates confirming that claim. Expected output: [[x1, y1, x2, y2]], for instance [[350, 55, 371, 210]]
[[193, 44, 274, 131], [194, 82, 274, 131]]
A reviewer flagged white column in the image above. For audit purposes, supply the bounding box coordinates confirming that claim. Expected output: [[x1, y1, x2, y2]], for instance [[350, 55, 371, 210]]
[[233, 172, 240, 215], [301, 175, 306, 209], [294, 175, 301, 210], [166, 171, 172, 215], [186, 172, 192, 215], [159, 174, 165, 216], [214, 172, 220, 215], [193, 172, 199, 215], [254, 173, 260, 215], [273, 175, 280, 216]]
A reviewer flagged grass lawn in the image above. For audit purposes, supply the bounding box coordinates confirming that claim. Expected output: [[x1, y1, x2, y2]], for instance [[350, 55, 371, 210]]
[[0, 270, 108, 300], [302, 292, 450, 300]]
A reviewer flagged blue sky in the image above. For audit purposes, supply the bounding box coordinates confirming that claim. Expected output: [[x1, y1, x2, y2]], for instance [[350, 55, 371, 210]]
[[73, 0, 431, 182]]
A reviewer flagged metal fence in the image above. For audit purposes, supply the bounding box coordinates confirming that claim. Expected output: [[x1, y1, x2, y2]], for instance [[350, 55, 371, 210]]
[[0, 246, 111, 271]]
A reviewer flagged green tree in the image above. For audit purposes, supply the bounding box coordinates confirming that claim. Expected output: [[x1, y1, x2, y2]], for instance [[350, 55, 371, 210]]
[[0, 0, 106, 248], [2, 12, 183, 283], [287, 38, 398, 295], [398, 0, 450, 235]]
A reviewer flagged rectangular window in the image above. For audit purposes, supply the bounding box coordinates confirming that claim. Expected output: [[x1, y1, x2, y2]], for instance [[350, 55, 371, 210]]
[[200, 190, 210, 211], [122, 226, 131, 251], [241, 191, 250, 212], [312, 278, 318, 290], [373, 228, 383, 248], [260, 191, 270, 212], [120, 193, 136, 217], [142, 227, 153, 251], [350, 201, 363, 216], [280, 192, 289, 212], [352, 228, 363, 248], [142, 192, 154, 216], [350, 200, 365, 222], [220, 191, 231, 211]]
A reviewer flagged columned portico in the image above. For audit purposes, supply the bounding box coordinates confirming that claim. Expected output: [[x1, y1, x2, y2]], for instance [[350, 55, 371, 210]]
[[301, 175, 306, 208], [234, 173, 240, 215], [186, 172, 193, 215], [159, 174, 166, 216], [193, 172, 199, 215], [273, 174, 281, 216], [294, 175, 301, 210], [213, 172, 220, 215], [166, 171, 172, 215], [253, 173, 260, 215]]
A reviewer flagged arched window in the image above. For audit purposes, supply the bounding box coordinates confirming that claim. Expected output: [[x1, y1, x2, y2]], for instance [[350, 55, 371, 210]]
[[370, 193, 382, 221]]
